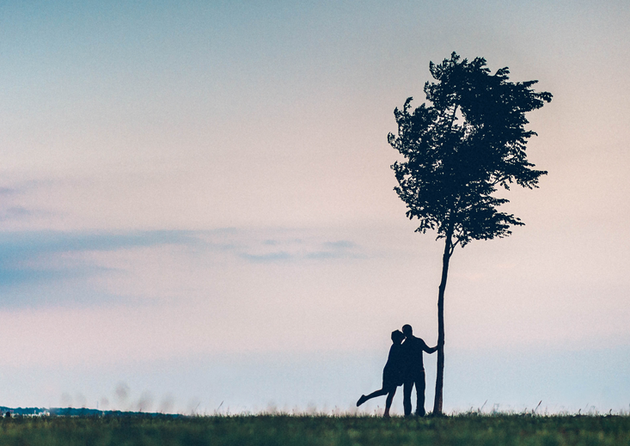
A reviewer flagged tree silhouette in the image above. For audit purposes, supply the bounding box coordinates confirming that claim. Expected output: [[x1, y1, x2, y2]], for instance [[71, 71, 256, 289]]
[[388, 52, 552, 415]]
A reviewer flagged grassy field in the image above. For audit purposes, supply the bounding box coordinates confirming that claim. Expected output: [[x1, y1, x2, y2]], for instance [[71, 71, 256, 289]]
[[0, 414, 629, 446]]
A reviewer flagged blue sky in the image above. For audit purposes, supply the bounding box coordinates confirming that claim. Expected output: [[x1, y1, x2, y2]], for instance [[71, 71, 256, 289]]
[[1, 0, 629, 414]]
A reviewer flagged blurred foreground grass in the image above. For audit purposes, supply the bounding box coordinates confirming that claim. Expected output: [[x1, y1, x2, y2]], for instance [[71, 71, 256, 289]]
[[0, 414, 629, 446]]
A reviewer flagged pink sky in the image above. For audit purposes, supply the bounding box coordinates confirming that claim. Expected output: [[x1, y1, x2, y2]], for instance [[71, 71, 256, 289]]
[[1, 0, 629, 414]]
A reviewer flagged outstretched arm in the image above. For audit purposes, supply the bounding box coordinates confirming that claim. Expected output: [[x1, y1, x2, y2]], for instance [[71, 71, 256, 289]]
[[425, 345, 438, 354], [420, 339, 437, 354]]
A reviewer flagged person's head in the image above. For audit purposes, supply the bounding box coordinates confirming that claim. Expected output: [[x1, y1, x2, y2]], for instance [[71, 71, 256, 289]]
[[402, 324, 413, 337], [391, 330, 404, 344]]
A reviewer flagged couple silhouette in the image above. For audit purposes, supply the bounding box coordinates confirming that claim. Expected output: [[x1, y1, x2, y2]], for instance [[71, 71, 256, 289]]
[[356, 324, 437, 417]]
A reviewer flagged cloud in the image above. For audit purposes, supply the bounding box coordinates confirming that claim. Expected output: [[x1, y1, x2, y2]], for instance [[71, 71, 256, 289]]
[[0, 228, 368, 308], [0, 187, 16, 196], [305, 240, 361, 260], [0, 206, 34, 221], [239, 251, 293, 262], [0, 179, 60, 224], [0, 179, 56, 196], [0, 230, 199, 262], [0, 229, 365, 269], [234, 235, 363, 263], [0, 230, 201, 291], [0, 228, 354, 275]]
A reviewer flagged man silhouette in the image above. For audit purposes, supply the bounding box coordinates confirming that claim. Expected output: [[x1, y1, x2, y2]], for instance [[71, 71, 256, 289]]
[[401, 324, 437, 417]]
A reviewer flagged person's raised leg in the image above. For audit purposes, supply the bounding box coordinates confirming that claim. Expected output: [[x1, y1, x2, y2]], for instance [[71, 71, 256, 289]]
[[357, 388, 388, 407]]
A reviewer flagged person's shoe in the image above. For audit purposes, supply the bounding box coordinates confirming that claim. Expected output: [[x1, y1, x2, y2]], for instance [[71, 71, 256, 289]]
[[356, 395, 367, 407]]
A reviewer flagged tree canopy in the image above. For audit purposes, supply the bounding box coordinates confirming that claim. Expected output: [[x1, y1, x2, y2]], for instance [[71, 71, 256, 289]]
[[389, 52, 552, 250]]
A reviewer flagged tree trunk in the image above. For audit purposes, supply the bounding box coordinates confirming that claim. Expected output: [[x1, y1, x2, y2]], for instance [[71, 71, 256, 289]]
[[432, 230, 453, 415]]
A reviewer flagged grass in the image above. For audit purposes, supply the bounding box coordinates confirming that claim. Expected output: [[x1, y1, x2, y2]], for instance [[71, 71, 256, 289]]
[[0, 414, 629, 446]]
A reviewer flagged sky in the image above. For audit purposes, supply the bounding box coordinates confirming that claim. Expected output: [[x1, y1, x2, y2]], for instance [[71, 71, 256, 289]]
[[1, 0, 629, 415]]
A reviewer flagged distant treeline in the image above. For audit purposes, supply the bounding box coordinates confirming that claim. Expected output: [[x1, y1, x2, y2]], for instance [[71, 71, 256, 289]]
[[0, 406, 181, 418]]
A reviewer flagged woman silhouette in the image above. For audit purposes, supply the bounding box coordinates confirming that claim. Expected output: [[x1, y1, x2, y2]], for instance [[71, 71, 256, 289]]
[[356, 330, 405, 417]]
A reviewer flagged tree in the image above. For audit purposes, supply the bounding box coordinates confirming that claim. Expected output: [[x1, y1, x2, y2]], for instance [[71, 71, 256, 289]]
[[388, 52, 552, 415]]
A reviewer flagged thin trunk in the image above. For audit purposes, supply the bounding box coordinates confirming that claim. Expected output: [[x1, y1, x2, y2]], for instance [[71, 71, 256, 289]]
[[432, 228, 453, 416]]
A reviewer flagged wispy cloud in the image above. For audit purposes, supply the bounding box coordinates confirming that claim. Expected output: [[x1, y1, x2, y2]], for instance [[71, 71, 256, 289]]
[[233, 233, 364, 263], [0, 206, 34, 221], [0, 187, 16, 196], [0, 230, 200, 262], [0, 179, 59, 223], [0, 228, 368, 307], [304, 240, 361, 260], [0, 230, 201, 290], [0, 229, 365, 281], [239, 251, 293, 262], [0, 179, 57, 196]]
